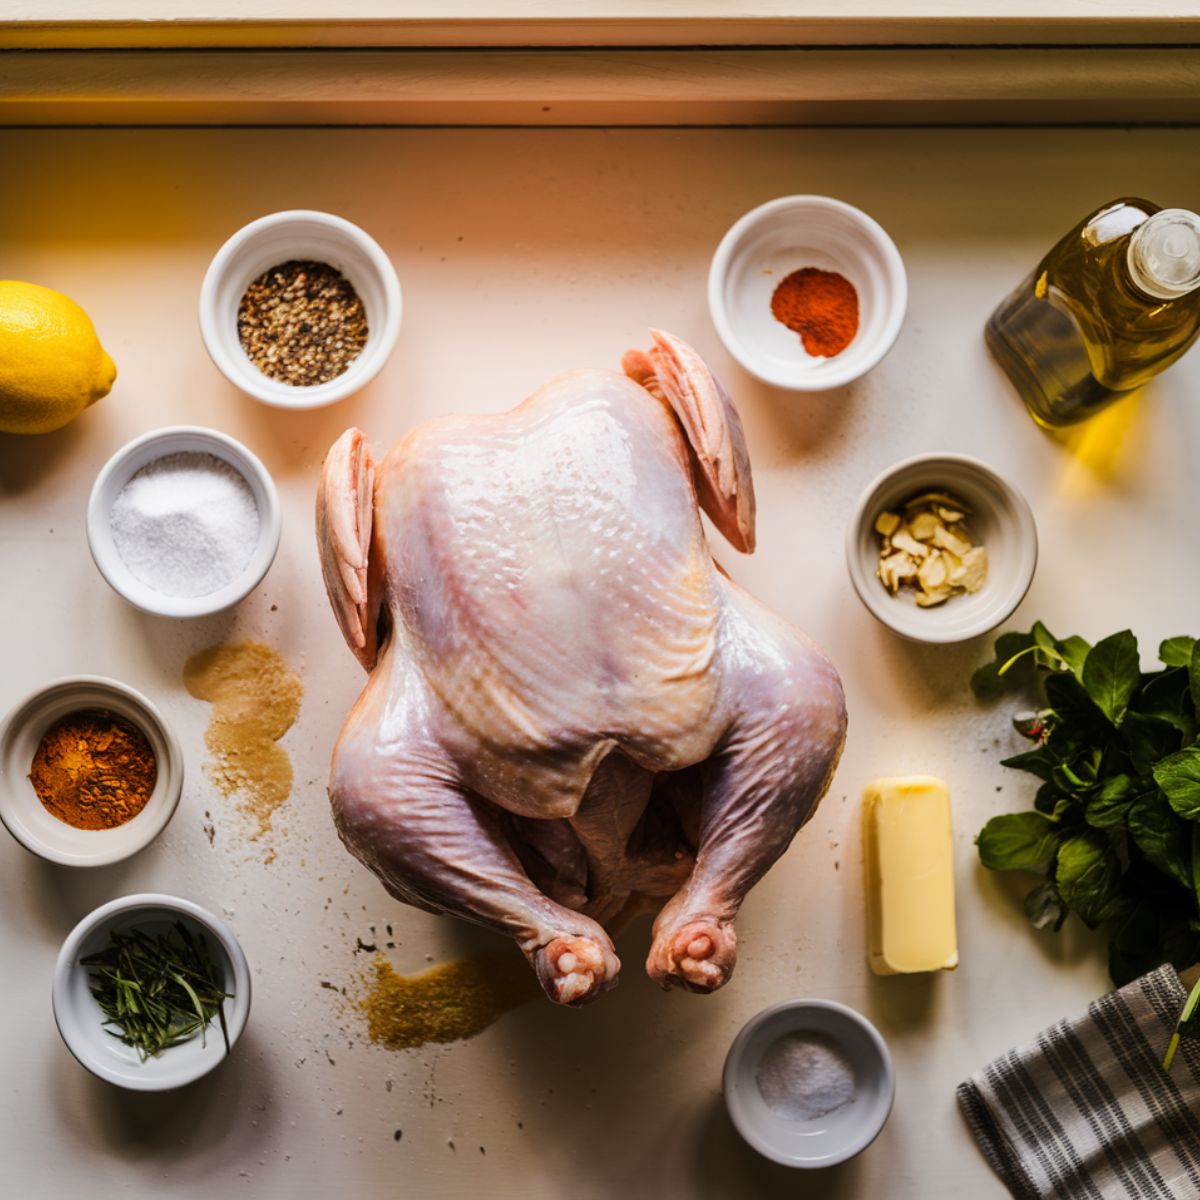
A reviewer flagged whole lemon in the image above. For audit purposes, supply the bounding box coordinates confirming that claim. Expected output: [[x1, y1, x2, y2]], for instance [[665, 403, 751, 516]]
[[0, 281, 117, 434]]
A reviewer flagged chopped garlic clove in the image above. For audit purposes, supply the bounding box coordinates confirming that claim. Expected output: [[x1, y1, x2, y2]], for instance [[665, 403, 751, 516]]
[[874, 511, 902, 537], [935, 506, 965, 523], [879, 551, 918, 592], [891, 530, 930, 559], [908, 511, 941, 541], [960, 546, 988, 592], [943, 549, 966, 585], [916, 586, 953, 607], [931, 524, 971, 558], [918, 551, 948, 592]]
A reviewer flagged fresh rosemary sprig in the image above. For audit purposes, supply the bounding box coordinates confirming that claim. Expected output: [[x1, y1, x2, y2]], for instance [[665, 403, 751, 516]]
[[81, 921, 232, 1061]]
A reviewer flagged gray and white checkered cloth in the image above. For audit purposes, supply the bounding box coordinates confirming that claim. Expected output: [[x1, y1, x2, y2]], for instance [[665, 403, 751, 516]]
[[958, 965, 1200, 1200]]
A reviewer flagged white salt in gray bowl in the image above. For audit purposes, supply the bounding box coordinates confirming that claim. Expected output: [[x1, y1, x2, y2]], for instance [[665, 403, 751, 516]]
[[86, 426, 281, 618], [723, 999, 895, 1168]]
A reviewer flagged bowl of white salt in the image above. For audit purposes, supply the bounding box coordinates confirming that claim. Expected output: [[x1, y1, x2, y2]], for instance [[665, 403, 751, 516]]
[[87, 426, 281, 618], [723, 998, 894, 1169]]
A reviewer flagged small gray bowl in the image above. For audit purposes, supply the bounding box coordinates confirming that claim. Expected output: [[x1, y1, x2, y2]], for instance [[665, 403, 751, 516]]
[[723, 999, 894, 1168]]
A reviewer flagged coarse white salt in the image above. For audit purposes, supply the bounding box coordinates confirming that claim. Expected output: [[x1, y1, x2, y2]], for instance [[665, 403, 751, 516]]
[[109, 451, 260, 599], [755, 1031, 857, 1122]]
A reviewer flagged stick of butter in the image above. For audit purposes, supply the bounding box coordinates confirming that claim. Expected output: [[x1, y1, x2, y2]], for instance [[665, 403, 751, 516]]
[[863, 776, 958, 975]]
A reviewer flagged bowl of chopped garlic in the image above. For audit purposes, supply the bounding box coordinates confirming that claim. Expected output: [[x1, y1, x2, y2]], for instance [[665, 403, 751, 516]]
[[845, 453, 1038, 644], [0, 676, 184, 867]]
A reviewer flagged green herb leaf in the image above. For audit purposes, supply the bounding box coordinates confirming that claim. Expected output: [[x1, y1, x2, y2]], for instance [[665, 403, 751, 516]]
[[977, 811, 1062, 871], [1055, 833, 1122, 928], [1125, 712, 1181, 777], [1085, 774, 1136, 829], [1154, 749, 1200, 822], [1159, 637, 1197, 668], [1056, 636, 1092, 683], [1128, 791, 1193, 888], [1002, 742, 1066, 783], [1191, 643, 1200, 718], [1082, 630, 1140, 726]]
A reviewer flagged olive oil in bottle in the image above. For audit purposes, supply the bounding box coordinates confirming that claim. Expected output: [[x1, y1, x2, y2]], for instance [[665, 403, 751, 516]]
[[986, 198, 1200, 427]]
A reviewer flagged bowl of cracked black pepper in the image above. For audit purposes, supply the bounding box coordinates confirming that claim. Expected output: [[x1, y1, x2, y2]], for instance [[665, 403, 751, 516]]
[[199, 209, 402, 408], [0, 676, 183, 866]]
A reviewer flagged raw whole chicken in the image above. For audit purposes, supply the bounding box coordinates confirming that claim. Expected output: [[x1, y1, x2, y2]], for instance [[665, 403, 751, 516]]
[[317, 330, 846, 1006]]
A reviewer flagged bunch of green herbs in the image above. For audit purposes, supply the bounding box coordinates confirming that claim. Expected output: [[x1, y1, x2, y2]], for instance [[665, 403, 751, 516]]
[[973, 623, 1200, 1069], [81, 920, 232, 1061]]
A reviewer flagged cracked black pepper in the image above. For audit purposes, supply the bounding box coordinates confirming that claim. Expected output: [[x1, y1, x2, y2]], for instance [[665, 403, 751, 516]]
[[237, 260, 369, 386]]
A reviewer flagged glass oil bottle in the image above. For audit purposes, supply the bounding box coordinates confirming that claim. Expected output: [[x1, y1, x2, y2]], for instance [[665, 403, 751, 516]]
[[986, 198, 1200, 428]]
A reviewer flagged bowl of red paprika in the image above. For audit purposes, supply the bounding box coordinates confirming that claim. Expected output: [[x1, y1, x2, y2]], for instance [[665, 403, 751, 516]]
[[0, 675, 184, 867], [708, 195, 907, 392]]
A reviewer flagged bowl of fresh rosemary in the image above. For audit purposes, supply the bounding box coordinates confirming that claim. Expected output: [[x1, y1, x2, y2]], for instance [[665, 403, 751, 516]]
[[52, 893, 251, 1090]]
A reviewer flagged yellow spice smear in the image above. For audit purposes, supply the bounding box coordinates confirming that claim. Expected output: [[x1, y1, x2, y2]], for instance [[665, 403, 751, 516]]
[[183, 641, 302, 852], [354, 954, 539, 1051]]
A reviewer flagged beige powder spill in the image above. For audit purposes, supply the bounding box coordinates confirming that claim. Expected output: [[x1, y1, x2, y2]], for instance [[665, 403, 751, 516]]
[[351, 954, 539, 1051], [183, 641, 302, 852]]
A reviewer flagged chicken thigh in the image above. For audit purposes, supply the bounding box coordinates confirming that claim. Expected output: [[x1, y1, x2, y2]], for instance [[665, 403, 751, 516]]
[[318, 330, 846, 1007]]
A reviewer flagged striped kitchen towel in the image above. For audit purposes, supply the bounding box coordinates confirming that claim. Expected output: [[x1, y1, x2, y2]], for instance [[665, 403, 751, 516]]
[[957, 964, 1200, 1200]]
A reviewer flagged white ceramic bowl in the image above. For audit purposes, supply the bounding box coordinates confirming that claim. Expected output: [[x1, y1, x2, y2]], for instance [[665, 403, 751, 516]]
[[846, 453, 1038, 644], [199, 209, 402, 408], [53, 893, 251, 1090], [724, 999, 894, 1168], [708, 195, 907, 391], [0, 676, 183, 867], [87, 425, 281, 618]]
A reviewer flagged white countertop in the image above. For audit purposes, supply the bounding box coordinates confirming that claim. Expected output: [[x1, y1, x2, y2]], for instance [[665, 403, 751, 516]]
[[1, 127, 1197, 1200]]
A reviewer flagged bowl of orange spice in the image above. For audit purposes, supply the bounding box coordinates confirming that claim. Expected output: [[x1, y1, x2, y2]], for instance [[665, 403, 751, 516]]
[[0, 676, 183, 867], [708, 195, 907, 391]]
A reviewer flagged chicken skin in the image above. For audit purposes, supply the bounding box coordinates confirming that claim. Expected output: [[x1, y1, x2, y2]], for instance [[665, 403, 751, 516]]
[[317, 331, 846, 1006]]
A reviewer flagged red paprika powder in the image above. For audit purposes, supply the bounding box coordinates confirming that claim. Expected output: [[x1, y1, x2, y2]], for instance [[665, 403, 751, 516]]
[[770, 268, 859, 357]]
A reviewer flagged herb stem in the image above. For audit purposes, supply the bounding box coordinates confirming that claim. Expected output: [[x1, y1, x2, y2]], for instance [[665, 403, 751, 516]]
[[1164, 972, 1200, 1073]]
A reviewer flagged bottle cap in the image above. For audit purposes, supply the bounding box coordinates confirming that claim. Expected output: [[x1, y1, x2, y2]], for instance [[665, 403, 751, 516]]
[[1127, 208, 1200, 300]]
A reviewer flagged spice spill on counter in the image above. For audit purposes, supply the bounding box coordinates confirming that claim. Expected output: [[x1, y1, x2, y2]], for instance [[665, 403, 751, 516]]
[[755, 1031, 858, 1121], [238, 260, 368, 386], [183, 641, 302, 859], [110, 451, 260, 598], [351, 954, 540, 1051], [30, 709, 157, 830], [770, 267, 859, 357]]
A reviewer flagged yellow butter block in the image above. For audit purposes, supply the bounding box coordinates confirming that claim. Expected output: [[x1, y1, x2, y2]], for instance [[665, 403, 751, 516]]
[[863, 776, 958, 975]]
